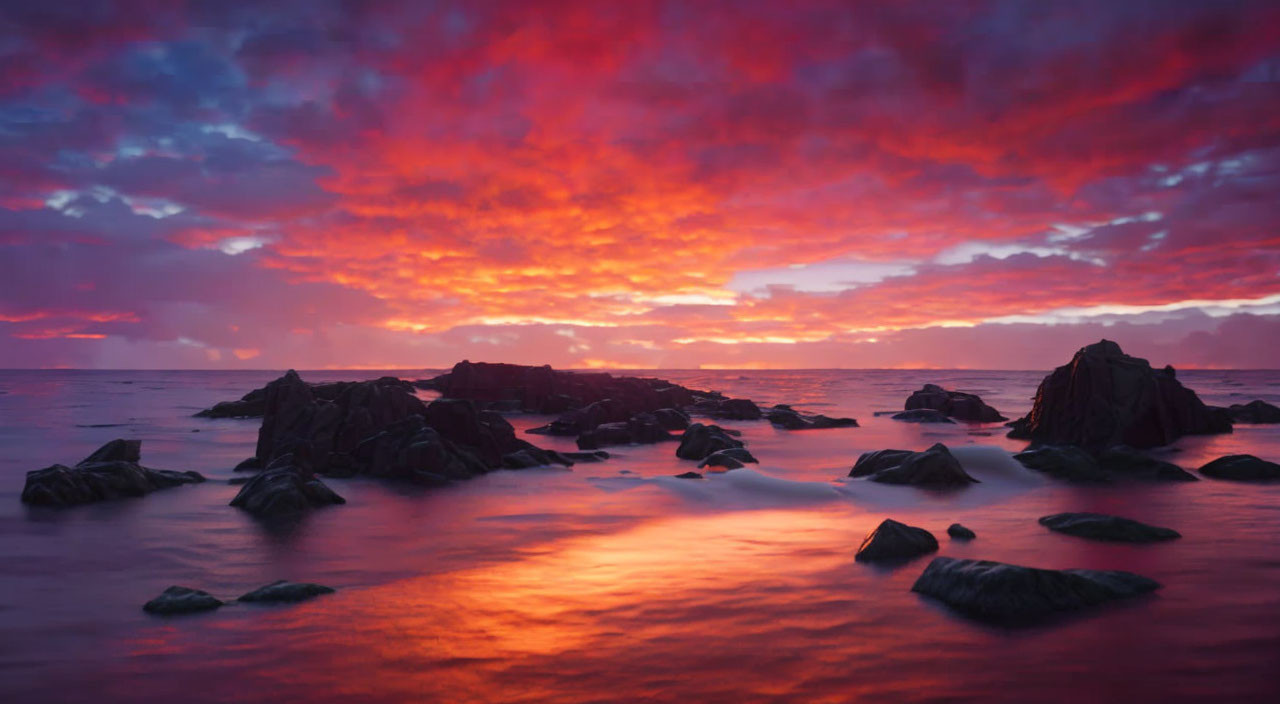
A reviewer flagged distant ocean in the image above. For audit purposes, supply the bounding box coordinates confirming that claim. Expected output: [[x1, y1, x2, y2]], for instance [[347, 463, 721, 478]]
[[2, 368, 1279, 703]]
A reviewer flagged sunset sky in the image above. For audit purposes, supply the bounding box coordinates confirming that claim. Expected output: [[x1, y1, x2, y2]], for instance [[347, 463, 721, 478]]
[[2, 0, 1279, 369]]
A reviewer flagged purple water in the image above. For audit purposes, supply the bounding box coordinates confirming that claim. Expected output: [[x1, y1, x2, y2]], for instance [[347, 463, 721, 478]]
[[1, 369, 1279, 703]]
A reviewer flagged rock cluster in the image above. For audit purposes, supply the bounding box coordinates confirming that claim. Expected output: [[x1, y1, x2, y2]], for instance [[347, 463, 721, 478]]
[[196, 376, 415, 419], [849, 444, 978, 486], [765, 404, 858, 430], [143, 580, 335, 615], [904, 384, 1006, 423], [21, 439, 205, 507]]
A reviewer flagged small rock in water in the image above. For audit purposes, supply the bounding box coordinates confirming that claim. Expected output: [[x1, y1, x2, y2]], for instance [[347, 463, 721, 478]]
[[698, 447, 758, 470], [947, 523, 976, 540], [911, 557, 1160, 624], [1038, 512, 1181, 543], [675, 423, 745, 460], [1198, 454, 1280, 481], [143, 586, 224, 615], [238, 580, 336, 603], [855, 519, 939, 563], [849, 444, 978, 487], [674, 471, 703, 479]]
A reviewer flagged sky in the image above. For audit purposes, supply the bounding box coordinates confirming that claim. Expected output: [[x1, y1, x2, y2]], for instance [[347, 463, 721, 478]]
[[1, 0, 1279, 370]]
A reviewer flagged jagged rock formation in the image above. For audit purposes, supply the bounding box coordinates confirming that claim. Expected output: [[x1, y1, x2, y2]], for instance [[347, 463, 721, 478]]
[[21, 439, 205, 507], [196, 376, 415, 418], [905, 384, 1006, 423], [848, 444, 978, 486], [229, 453, 346, 517], [1007, 340, 1232, 450]]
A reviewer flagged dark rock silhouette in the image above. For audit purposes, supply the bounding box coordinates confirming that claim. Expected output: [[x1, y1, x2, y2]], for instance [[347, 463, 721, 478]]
[[1227, 400, 1280, 424], [905, 384, 1006, 423], [576, 413, 676, 449], [143, 586, 224, 615], [21, 439, 205, 507], [911, 557, 1160, 624], [698, 397, 763, 420], [855, 519, 939, 562], [238, 580, 335, 603], [196, 376, 414, 419], [1012, 445, 1110, 483], [1007, 340, 1231, 450], [674, 471, 703, 479], [420, 361, 704, 414], [1199, 454, 1280, 480], [1038, 512, 1181, 542], [675, 423, 745, 460], [698, 447, 758, 470], [848, 444, 978, 486], [229, 454, 346, 517], [947, 523, 976, 539], [1096, 445, 1196, 481], [765, 405, 858, 430], [891, 408, 955, 424]]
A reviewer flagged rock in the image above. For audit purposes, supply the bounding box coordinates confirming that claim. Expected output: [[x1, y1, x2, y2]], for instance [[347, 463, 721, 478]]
[[911, 557, 1161, 624], [947, 523, 976, 539], [1012, 445, 1109, 483], [229, 454, 346, 517], [855, 519, 939, 562], [196, 376, 414, 419], [143, 586, 224, 615], [713, 398, 762, 420], [501, 448, 575, 470], [233, 457, 263, 472], [651, 408, 692, 431], [698, 447, 758, 470], [1007, 340, 1232, 450], [1038, 512, 1181, 542], [560, 450, 610, 462], [765, 405, 858, 430], [890, 409, 955, 424], [674, 471, 703, 479], [675, 423, 745, 460], [848, 443, 978, 486], [1227, 400, 1280, 424], [1097, 445, 1197, 482], [905, 384, 1006, 423], [351, 415, 488, 483], [238, 580, 335, 603], [21, 439, 205, 507], [576, 413, 675, 449], [528, 398, 630, 436], [1199, 454, 1280, 480]]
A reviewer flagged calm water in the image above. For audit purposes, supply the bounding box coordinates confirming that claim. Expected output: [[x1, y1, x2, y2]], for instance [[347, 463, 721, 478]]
[[2, 369, 1279, 703]]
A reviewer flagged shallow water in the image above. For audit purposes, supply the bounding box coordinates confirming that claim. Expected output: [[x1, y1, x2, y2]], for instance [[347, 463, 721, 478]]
[[1, 369, 1279, 703]]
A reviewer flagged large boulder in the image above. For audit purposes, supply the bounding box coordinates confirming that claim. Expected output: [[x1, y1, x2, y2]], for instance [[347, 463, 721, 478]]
[[21, 439, 205, 507], [765, 405, 858, 430], [229, 454, 345, 518], [1199, 454, 1280, 480], [855, 519, 939, 563], [1012, 445, 1109, 483], [1038, 512, 1181, 543], [1007, 340, 1232, 450], [905, 384, 1006, 423], [911, 557, 1161, 624], [675, 423, 745, 460], [848, 444, 977, 486], [1227, 400, 1280, 424], [143, 586, 224, 615]]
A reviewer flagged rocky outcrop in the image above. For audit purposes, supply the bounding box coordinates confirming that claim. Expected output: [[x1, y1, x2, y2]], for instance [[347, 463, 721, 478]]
[[196, 376, 415, 419], [1038, 513, 1181, 542], [238, 580, 335, 603], [143, 586, 224, 615], [675, 423, 745, 461], [698, 447, 758, 470], [1007, 340, 1232, 450], [947, 523, 976, 539], [21, 439, 205, 507], [765, 405, 858, 430], [890, 409, 955, 424], [911, 557, 1160, 624], [905, 384, 1006, 423], [855, 519, 939, 563], [1096, 446, 1196, 481], [420, 361, 704, 414], [1227, 400, 1280, 424], [229, 454, 346, 517], [576, 413, 676, 449], [1012, 445, 1109, 483], [848, 444, 978, 486], [1199, 454, 1280, 480]]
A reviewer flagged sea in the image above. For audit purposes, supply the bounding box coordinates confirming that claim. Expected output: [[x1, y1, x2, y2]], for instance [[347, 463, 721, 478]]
[[1, 368, 1279, 703]]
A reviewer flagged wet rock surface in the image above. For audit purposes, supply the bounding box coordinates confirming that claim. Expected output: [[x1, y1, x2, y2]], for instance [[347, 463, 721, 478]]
[[911, 557, 1161, 624], [1012, 445, 1110, 483], [576, 413, 676, 449], [765, 405, 858, 430], [855, 519, 939, 562], [21, 439, 205, 507], [1038, 512, 1181, 542], [143, 586, 225, 615], [676, 423, 746, 461], [905, 384, 1006, 423], [947, 523, 976, 539], [849, 444, 978, 486], [1096, 445, 1196, 481], [229, 454, 346, 517], [1227, 400, 1280, 424], [1199, 454, 1280, 480], [891, 408, 955, 424], [238, 580, 335, 603], [697, 447, 758, 470]]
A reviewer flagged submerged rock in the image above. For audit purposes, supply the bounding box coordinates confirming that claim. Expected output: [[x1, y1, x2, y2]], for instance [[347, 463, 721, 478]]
[[1227, 400, 1280, 424], [890, 409, 955, 424], [905, 384, 1006, 423], [1007, 340, 1231, 450], [1038, 512, 1181, 543], [1097, 445, 1197, 482], [1199, 454, 1280, 481], [947, 523, 976, 540], [229, 454, 345, 517], [21, 440, 205, 507], [238, 580, 335, 603], [765, 405, 858, 430], [676, 423, 745, 461], [856, 519, 939, 563], [674, 471, 703, 479], [1012, 445, 1109, 483], [848, 444, 978, 487], [698, 447, 758, 470], [911, 557, 1161, 624], [143, 586, 225, 615]]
